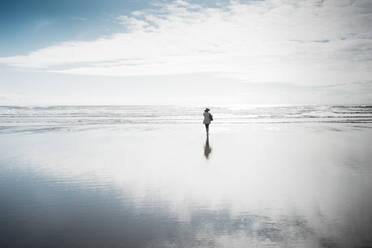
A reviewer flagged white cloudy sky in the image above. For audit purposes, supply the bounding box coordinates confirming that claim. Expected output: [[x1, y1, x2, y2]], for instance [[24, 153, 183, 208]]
[[1, 0, 372, 105]]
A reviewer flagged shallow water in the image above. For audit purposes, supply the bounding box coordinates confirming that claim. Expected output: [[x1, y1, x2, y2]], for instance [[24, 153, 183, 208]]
[[0, 106, 372, 247], [0, 105, 371, 133]]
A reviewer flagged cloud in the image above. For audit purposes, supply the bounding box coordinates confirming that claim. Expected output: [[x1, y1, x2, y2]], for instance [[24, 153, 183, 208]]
[[0, 0, 372, 84], [33, 19, 52, 31]]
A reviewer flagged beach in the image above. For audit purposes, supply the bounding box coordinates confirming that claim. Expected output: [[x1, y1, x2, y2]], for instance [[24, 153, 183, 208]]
[[2, 0, 372, 246], [0, 105, 372, 247]]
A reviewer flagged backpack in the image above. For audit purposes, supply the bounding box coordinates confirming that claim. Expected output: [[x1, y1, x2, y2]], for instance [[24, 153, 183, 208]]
[[209, 113, 213, 121]]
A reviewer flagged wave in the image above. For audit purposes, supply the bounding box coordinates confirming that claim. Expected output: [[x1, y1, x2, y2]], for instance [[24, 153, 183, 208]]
[[0, 105, 371, 133]]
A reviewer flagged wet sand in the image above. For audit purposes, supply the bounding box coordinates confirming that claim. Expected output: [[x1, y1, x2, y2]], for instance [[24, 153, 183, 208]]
[[0, 123, 372, 247]]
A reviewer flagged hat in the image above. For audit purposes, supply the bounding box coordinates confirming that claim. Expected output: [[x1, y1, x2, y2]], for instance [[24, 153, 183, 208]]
[[205, 108, 210, 111]]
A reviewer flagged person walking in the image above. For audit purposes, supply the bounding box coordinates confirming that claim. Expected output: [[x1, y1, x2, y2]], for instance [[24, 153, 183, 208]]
[[203, 108, 213, 135]]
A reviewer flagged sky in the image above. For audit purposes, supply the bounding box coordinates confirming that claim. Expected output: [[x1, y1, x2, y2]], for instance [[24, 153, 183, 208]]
[[0, 0, 372, 105]]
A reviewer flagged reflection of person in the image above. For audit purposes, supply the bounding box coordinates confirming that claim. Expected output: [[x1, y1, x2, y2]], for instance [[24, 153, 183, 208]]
[[204, 135, 212, 159], [203, 108, 213, 135]]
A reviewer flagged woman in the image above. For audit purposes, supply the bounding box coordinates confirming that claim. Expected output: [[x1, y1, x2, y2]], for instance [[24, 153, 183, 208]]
[[203, 108, 213, 135]]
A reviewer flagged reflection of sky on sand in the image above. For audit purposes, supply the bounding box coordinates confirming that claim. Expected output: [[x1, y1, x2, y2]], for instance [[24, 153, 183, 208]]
[[1, 124, 372, 247]]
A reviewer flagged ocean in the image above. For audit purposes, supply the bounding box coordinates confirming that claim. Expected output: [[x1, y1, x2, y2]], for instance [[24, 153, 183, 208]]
[[1, 105, 371, 133], [0, 105, 371, 247]]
